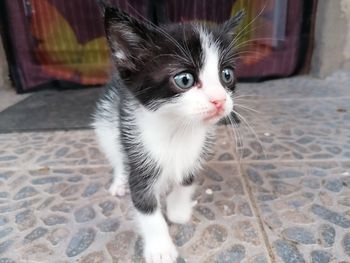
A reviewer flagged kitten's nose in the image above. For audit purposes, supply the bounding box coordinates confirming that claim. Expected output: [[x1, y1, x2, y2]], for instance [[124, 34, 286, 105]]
[[211, 99, 226, 110]]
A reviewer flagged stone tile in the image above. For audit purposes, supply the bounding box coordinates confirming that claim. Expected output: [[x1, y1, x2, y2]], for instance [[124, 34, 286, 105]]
[[66, 228, 96, 257], [229, 99, 350, 161], [79, 251, 106, 263], [242, 161, 350, 262], [23, 227, 48, 244], [0, 131, 108, 169], [0, 127, 233, 170], [0, 161, 268, 262], [0, 166, 114, 261], [167, 162, 269, 262], [237, 71, 350, 100]]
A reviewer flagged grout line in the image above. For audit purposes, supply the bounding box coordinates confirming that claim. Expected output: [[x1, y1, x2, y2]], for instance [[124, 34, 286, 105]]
[[223, 128, 275, 263], [236, 161, 275, 263]]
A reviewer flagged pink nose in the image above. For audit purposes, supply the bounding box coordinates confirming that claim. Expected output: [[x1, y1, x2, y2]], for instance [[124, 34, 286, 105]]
[[211, 99, 226, 110]]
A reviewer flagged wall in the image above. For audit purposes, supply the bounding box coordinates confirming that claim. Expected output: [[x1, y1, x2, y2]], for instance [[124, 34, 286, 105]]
[[311, 0, 350, 77], [342, 0, 350, 69], [0, 35, 10, 90]]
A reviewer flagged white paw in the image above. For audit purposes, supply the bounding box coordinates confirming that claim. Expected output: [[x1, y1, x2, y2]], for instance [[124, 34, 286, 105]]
[[166, 197, 194, 225], [167, 205, 193, 225], [108, 182, 128, 197], [144, 241, 178, 263]]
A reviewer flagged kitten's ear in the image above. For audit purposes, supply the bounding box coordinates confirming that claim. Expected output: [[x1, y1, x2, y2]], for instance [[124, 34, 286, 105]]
[[221, 10, 245, 35], [96, 0, 110, 15], [104, 7, 153, 69]]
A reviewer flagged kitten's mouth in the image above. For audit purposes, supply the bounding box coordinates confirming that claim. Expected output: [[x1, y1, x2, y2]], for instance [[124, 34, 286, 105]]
[[203, 109, 225, 122]]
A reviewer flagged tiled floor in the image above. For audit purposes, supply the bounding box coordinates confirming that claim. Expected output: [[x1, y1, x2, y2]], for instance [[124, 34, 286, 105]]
[[0, 72, 350, 262]]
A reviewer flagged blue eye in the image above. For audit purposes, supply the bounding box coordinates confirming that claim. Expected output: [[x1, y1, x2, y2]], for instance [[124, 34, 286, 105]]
[[221, 68, 234, 84], [174, 72, 195, 89]]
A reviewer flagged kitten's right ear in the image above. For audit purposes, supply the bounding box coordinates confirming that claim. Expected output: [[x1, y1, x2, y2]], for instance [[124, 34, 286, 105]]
[[104, 7, 152, 69], [96, 0, 110, 15], [221, 10, 245, 35]]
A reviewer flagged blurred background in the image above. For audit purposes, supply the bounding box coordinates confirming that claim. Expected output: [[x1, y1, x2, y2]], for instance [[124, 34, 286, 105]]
[[1, 0, 316, 92], [0, 0, 347, 131]]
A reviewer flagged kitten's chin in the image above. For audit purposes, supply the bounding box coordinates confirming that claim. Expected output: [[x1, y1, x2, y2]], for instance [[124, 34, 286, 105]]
[[201, 109, 229, 125], [202, 113, 226, 125]]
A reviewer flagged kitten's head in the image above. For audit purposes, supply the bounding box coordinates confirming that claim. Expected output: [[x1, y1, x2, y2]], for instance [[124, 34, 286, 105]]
[[104, 7, 244, 125]]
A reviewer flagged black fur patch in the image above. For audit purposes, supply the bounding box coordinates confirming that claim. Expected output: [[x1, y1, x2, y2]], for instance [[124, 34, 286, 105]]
[[181, 173, 195, 186], [116, 87, 160, 214], [105, 8, 207, 108]]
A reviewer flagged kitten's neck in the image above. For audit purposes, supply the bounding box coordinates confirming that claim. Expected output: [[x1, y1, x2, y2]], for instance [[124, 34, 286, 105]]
[[134, 105, 213, 183], [138, 105, 212, 137]]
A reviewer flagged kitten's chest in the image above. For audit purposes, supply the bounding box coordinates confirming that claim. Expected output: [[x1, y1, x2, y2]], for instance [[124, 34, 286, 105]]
[[138, 114, 209, 180]]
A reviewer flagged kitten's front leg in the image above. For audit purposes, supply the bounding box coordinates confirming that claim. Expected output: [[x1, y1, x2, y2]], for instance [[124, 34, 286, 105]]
[[130, 178, 178, 263], [109, 169, 128, 197], [137, 209, 178, 263], [166, 176, 196, 224]]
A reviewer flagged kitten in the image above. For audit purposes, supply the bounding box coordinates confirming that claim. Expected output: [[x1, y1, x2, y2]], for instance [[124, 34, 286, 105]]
[[93, 6, 244, 263]]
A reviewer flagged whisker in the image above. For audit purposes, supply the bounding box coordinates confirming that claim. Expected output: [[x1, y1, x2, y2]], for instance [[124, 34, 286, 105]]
[[233, 94, 260, 98], [234, 51, 269, 58], [152, 53, 193, 65], [225, 51, 268, 61], [227, 114, 243, 161], [226, 93, 242, 159], [226, 24, 264, 52], [233, 37, 285, 51], [233, 110, 267, 159], [226, 116, 239, 159], [124, 2, 193, 65], [132, 86, 158, 97], [222, 3, 268, 58], [233, 94, 262, 100], [182, 27, 196, 67], [234, 104, 260, 114], [230, 3, 267, 47]]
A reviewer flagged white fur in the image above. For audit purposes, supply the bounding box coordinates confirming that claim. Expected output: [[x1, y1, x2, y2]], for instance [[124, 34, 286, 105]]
[[113, 50, 126, 60], [137, 209, 178, 263], [167, 184, 196, 224], [93, 120, 128, 196], [137, 107, 209, 193], [199, 28, 227, 101]]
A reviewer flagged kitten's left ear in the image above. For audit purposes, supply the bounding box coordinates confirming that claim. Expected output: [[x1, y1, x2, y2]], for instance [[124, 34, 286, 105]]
[[221, 10, 245, 35]]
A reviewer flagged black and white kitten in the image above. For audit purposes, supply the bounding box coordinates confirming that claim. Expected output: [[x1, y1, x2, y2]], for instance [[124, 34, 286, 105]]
[[93, 6, 244, 263]]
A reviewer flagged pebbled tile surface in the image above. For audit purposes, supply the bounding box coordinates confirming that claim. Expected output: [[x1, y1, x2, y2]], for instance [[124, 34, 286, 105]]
[[1, 73, 350, 262], [242, 161, 350, 262]]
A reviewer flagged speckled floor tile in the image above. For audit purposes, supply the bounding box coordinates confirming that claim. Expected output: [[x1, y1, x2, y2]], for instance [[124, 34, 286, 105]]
[[238, 71, 350, 100], [0, 127, 234, 170], [0, 131, 107, 169], [228, 98, 350, 162], [0, 161, 269, 263], [242, 161, 350, 262]]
